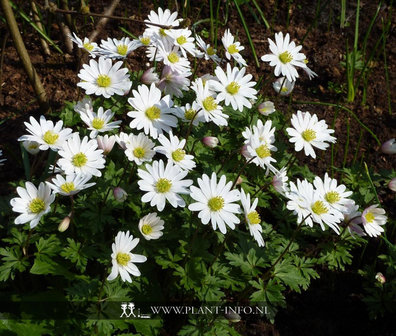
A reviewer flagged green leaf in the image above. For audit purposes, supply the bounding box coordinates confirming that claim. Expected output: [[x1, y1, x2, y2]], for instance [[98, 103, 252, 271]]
[[60, 238, 93, 272], [30, 254, 74, 279], [0, 246, 29, 281]]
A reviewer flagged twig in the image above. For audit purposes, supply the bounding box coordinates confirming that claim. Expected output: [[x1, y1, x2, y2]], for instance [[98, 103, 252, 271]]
[[89, 0, 120, 42], [1, 0, 49, 112], [31, 1, 51, 55]]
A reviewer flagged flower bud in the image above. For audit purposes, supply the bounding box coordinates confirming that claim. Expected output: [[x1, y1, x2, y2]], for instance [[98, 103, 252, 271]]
[[58, 214, 71, 232], [236, 176, 243, 185], [97, 135, 116, 155], [258, 101, 275, 116], [240, 144, 251, 159], [113, 187, 128, 202], [225, 311, 241, 323], [381, 138, 396, 154], [141, 67, 159, 85], [375, 272, 386, 284], [202, 136, 219, 148], [22, 140, 40, 155], [388, 178, 396, 192], [273, 77, 295, 96]]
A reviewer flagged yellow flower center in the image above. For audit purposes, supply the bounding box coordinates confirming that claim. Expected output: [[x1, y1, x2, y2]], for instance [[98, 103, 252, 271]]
[[185, 108, 196, 120], [281, 86, 289, 92], [83, 42, 94, 51], [168, 52, 180, 64], [116, 252, 131, 266], [145, 106, 161, 120], [159, 28, 167, 37], [365, 212, 375, 223], [117, 44, 128, 56], [96, 74, 111, 88], [141, 224, 153, 235], [29, 143, 38, 150], [226, 81, 240, 95], [61, 182, 76, 194], [156, 178, 172, 193], [176, 36, 187, 45], [72, 152, 88, 167], [92, 117, 105, 130], [207, 196, 224, 212], [255, 144, 271, 158], [140, 37, 150, 45], [202, 96, 217, 112], [28, 198, 45, 214], [279, 51, 293, 64], [172, 149, 186, 162], [325, 191, 341, 204], [302, 129, 316, 142], [133, 147, 146, 158], [207, 46, 215, 56], [311, 201, 328, 215], [227, 44, 238, 54], [247, 211, 261, 225], [43, 130, 59, 145]]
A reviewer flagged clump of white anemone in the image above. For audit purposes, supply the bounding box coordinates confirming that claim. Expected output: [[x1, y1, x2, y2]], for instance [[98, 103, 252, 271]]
[[77, 56, 132, 98], [286, 110, 336, 159], [107, 231, 147, 283], [261, 32, 307, 82], [46, 173, 96, 196], [240, 189, 264, 247], [18, 115, 73, 151], [57, 133, 106, 177], [10, 182, 55, 228], [139, 213, 165, 240], [211, 63, 257, 112], [188, 172, 241, 234], [127, 83, 178, 139], [79, 106, 121, 139]]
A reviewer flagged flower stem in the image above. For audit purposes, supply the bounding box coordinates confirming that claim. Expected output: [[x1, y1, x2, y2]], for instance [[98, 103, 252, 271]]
[[231, 157, 254, 189]]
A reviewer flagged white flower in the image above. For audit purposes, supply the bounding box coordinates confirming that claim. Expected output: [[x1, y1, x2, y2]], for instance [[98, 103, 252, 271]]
[[157, 65, 191, 98], [258, 101, 276, 116], [0, 150, 6, 165], [273, 77, 295, 95], [240, 189, 264, 247], [80, 106, 121, 139], [113, 187, 128, 202], [141, 67, 160, 85], [286, 179, 343, 233], [69, 32, 99, 57], [127, 83, 178, 139], [211, 63, 257, 112], [77, 56, 132, 98], [313, 173, 353, 212], [124, 133, 156, 165], [381, 138, 396, 154], [10, 182, 55, 228], [47, 173, 95, 196], [272, 167, 289, 196], [115, 131, 130, 150], [242, 119, 276, 145], [188, 172, 241, 234], [99, 37, 138, 59], [74, 97, 94, 115], [173, 102, 205, 126], [246, 132, 277, 171], [58, 133, 105, 177], [343, 200, 365, 237], [362, 204, 387, 237], [139, 213, 165, 240], [221, 29, 246, 66], [261, 32, 307, 82], [193, 78, 228, 126], [155, 132, 196, 171], [107, 231, 147, 283], [202, 136, 219, 148], [137, 160, 192, 211], [18, 115, 73, 151], [97, 134, 116, 155], [156, 42, 191, 74], [22, 140, 40, 155], [144, 7, 181, 42], [168, 28, 199, 57], [286, 110, 336, 159], [195, 35, 221, 63], [133, 34, 154, 49]]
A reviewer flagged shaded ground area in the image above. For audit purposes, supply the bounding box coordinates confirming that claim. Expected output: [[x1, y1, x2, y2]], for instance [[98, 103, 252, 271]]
[[0, 0, 395, 335]]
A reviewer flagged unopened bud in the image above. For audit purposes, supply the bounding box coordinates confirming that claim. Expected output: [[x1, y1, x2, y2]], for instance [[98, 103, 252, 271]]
[[236, 176, 243, 185], [375, 272, 386, 284], [389, 178, 396, 192], [240, 144, 251, 159], [58, 214, 71, 232], [97, 135, 116, 155], [225, 311, 241, 323], [258, 101, 275, 116], [381, 138, 396, 154], [202, 136, 219, 148], [273, 77, 295, 96], [141, 67, 159, 85], [113, 187, 128, 202]]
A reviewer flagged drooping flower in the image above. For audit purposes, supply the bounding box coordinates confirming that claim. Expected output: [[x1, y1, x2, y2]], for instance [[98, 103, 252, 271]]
[[138, 213, 165, 240], [273, 77, 295, 95], [361, 204, 387, 237], [107, 231, 147, 283], [97, 134, 116, 155], [188, 172, 241, 234], [261, 32, 307, 82], [10, 182, 55, 228], [240, 189, 264, 247], [22, 140, 40, 155], [272, 167, 289, 196], [258, 101, 276, 116], [77, 56, 132, 98], [286, 110, 336, 159]]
